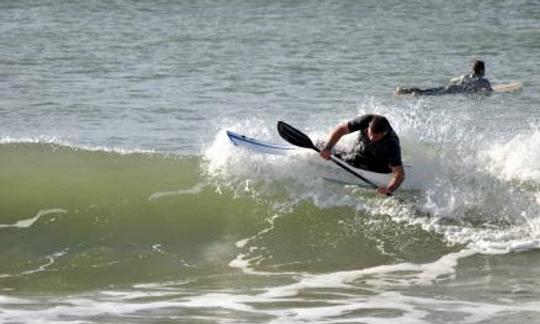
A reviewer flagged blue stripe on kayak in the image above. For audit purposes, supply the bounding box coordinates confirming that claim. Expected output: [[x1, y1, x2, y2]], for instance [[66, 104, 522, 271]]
[[226, 131, 296, 150]]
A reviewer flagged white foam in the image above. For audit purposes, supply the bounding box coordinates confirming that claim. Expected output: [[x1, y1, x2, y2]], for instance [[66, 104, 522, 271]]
[[3, 247, 540, 324], [0, 136, 156, 155], [0, 295, 32, 304], [26, 246, 514, 324], [479, 129, 540, 183], [230, 214, 291, 275], [100, 289, 179, 300], [132, 280, 193, 290], [21, 249, 69, 276], [261, 249, 477, 298], [148, 182, 208, 200], [0, 209, 67, 229], [228, 253, 265, 275], [0, 135, 65, 146]]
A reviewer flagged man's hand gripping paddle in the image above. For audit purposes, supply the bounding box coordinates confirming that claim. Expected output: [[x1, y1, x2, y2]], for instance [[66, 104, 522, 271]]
[[277, 121, 391, 196]]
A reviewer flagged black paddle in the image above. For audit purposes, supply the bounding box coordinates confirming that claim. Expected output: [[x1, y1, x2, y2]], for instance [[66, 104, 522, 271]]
[[277, 121, 390, 195]]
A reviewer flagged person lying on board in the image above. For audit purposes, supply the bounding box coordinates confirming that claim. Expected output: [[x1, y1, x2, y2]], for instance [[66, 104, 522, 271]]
[[395, 60, 493, 96], [319, 114, 405, 195]]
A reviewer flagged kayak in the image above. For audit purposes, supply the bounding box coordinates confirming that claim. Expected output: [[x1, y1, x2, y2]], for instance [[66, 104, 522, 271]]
[[226, 130, 409, 188], [227, 131, 297, 155]]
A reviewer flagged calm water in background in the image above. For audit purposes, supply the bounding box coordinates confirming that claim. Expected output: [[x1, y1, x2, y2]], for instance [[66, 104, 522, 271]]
[[1, 1, 540, 323]]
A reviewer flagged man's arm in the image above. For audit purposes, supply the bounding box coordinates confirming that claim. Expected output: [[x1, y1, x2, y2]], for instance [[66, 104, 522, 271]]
[[482, 79, 493, 93], [450, 73, 472, 86], [377, 165, 405, 195], [320, 123, 350, 160]]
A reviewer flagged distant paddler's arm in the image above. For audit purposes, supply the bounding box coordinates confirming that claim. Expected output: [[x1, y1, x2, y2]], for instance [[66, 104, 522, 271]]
[[320, 123, 350, 160], [377, 165, 405, 195]]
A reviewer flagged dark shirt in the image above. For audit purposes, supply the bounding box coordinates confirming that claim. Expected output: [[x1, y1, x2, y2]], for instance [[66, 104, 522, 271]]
[[340, 114, 402, 173], [447, 73, 493, 94]]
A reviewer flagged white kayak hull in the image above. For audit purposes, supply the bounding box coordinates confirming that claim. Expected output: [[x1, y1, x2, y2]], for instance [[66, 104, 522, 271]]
[[226, 131, 407, 188]]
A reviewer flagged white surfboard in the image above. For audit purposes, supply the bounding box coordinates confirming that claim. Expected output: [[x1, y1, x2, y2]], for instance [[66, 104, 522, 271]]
[[492, 81, 523, 93]]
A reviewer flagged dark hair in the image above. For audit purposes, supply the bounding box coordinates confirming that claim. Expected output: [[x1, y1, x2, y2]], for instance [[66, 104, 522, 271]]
[[368, 115, 390, 134], [473, 60, 485, 75]]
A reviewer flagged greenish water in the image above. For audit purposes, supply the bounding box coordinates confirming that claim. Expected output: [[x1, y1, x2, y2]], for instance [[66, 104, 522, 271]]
[[0, 141, 538, 323], [0, 144, 450, 290]]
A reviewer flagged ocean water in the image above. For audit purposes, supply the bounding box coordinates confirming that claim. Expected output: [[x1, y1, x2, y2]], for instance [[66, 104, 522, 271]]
[[1, 1, 540, 323]]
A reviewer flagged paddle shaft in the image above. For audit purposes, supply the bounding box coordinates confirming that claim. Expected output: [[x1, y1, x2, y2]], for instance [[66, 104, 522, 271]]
[[277, 121, 391, 196], [313, 146, 387, 193]]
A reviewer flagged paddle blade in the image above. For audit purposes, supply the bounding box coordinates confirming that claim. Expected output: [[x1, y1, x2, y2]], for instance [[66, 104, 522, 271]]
[[277, 121, 318, 151]]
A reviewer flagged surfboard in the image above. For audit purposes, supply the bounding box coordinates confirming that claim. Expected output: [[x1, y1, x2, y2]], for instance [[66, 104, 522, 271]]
[[393, 87, 418, 97], [226, 130, 409, 188], [492, 81, 523, 93], [393, 81, 523, 96]]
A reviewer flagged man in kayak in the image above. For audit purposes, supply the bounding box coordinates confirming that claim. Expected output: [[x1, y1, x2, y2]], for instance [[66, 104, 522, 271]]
[[395, 60, 493, 96], [320, 114, 404, 195]]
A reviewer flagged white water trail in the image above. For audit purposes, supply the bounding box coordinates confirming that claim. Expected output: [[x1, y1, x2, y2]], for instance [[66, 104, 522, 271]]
[[0, 209, 67, 229]]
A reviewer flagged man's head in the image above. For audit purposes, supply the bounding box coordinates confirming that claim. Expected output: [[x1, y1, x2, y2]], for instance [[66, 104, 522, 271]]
[[367, 115, 390, 142], [472, 60, 486, 77]]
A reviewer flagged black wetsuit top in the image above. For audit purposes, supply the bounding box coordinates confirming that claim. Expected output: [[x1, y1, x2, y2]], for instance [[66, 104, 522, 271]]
[[338, 114, 402, 174]]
